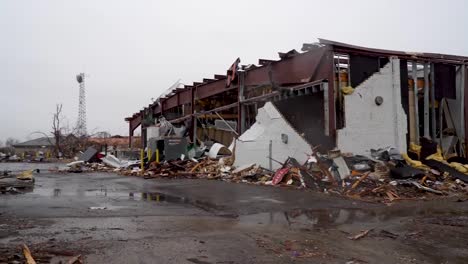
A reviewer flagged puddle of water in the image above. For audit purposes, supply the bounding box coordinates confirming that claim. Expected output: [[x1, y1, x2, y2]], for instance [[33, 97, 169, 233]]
[[238, 204, 468, 230], [32, 187, 186, 200], [238, 208, 375, 229], [239, 196, 285, 204], [31, 187, 191, 202]]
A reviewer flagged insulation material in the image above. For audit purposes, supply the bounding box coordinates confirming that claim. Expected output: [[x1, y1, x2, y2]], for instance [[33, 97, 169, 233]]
[[234, 102, 312, 171], [337, 58, 407, 155], [208, 143, 231, 159]]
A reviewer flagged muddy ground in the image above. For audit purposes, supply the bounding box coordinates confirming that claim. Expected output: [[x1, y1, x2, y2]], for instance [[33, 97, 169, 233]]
[[1, 163, 468, 263]]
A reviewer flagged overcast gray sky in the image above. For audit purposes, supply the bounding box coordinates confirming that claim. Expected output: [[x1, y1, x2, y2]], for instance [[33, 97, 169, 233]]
[[1, 0, 467, 142]]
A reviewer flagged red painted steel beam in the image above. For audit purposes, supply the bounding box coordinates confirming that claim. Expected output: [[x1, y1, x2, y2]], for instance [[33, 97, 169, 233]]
[[244, 46, 333, 86], [161, 89, 193, 112], [129, 115, 142, 132], [126, 45, 337, 140], [179, 89, 192, 105], [258, 59, 276, 65], [214, 74, 227, 80], [163, 95, 178, 110], [195, 102, 238, 116], [152, 103, 161, 115], [320, 38, 468, 63], [196, 79, 236, 100]]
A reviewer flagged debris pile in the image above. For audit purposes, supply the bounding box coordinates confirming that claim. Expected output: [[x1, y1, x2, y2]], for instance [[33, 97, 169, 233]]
[[63, 137, 468, 203]]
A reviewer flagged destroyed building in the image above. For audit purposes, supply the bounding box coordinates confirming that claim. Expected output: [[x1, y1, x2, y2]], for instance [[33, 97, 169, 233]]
[[125, 39, 467, 164]]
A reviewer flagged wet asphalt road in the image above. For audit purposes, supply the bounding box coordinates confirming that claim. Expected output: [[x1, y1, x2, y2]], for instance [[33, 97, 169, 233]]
[[1, 163, 468, 263]]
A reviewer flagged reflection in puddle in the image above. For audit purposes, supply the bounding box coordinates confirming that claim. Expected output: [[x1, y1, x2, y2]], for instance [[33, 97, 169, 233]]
[[33, 187, 224, 212], [238, 208, 374, 229], [33, 187, 191, 204]]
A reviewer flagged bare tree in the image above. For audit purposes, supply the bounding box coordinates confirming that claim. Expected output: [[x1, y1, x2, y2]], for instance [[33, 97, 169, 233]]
[[52, 104, 63, 156], [5, 137, 20, 147], [30, 104, 87, 158]]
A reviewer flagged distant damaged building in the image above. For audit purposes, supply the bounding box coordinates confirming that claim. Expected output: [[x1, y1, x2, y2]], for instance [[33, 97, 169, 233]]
[[125, 39, 467, 164]]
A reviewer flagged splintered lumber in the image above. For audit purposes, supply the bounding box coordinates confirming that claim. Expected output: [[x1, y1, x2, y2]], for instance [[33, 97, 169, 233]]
[[22, 244, 37, 264], [386, 190, 399, 201], [190, 161, 205, 173], [420, 175, 428, 185], [347, 172, 371, 194], [348, 229, 372, 240], [317, 161, 336, 185], [309, 147, 336, 185], [372, 185, 388, 193]]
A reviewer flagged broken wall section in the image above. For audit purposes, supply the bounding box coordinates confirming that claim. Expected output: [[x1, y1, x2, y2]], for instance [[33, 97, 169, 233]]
[[337, 58, 407, 155], [273, 93, 335, 150], [234, 102, 312, 171]]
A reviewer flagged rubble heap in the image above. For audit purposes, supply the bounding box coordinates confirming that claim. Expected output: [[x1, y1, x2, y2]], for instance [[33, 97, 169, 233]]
[[72, 138, 468, 203]]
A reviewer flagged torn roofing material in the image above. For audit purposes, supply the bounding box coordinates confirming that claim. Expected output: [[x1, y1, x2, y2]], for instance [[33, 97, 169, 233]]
[[319, 38, 468, 63]]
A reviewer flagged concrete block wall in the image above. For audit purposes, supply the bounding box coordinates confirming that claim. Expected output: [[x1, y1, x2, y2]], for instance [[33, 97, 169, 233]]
[[337, 58, 407, 155], [234, 102, 312, 171]]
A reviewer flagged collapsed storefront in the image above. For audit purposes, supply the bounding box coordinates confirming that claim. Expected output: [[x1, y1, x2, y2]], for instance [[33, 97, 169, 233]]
[[125, 39, 467, 162]]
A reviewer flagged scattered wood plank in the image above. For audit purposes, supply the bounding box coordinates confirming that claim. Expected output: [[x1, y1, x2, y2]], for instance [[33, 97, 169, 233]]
[[348, 229, 372, 240], [379, 230, 398, 239], [386, 190, 399, 201], [189, 161, 205, 173], [347, 172, 371, 194], [22, 244, 36, 264], [420, 175, 428, 185]]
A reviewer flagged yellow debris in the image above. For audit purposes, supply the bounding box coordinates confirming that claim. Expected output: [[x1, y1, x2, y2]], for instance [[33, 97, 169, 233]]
[[450, 162, 468, 173], [341, 86, 355, 95], [426, 147, 445, 162], [22, 244, 36, 264], [402, 153, 428, 169], [409, 143, 422, 159], [17, 170, 34, 180]]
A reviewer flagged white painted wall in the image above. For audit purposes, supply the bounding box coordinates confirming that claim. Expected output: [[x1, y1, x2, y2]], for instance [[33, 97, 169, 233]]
[[337, 58, 407, 155], [234, 102, 312, 170]]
